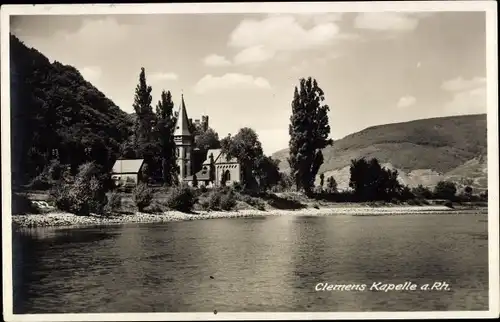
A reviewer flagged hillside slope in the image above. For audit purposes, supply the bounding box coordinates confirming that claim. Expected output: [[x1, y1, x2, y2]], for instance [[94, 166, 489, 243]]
[[10, 34, 132, 186], [272, 114, 488, 191]]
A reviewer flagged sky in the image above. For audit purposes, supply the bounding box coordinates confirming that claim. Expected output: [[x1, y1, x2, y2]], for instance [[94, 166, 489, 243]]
[[10, 11, 487, 155]]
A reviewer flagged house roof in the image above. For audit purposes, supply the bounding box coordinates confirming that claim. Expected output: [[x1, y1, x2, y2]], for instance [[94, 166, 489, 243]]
[[112, 159, 144, 174], [203, 148, 238, 164], [192, 164, 212, 181], [173, 94, 192, 137]]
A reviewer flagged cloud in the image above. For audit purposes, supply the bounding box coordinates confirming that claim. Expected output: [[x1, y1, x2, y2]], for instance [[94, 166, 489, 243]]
[[233, 45, 276, 65], [442, 76, 487, 114], [194, 73, 271, 94], [354, 13, 419, 31], [441, 76, 486, 92], [149, 72, 178, 82], [203, 54, 232, 67], [80, 66, 102, 82], [228, 14, 343, 65], [397, 95, 416, 108]]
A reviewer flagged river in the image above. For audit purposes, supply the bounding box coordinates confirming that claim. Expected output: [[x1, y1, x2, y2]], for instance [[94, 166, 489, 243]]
[[12, 213, 488, 313]]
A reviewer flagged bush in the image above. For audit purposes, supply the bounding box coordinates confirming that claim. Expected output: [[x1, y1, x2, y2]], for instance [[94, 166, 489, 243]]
[[27, 174, 51, 190], [433, 181, 457, 200], [240, 194, 266, 210], [411, 185, 433, 200], [208, 190, 222, 210], [231, 181, 244, 192], [133, 184, 153, 212], [49, 162, 108, 216], [165, 185, 197, 212], [12, 193, 40, 215], [199, 198, 211, 210], [220, 190, 237, 211], [199, 185, 208, 193], [104, 192, 122, 214], [444, 201, 454, 208]]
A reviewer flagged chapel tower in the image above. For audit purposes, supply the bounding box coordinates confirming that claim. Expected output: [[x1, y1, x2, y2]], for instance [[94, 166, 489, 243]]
[[173, 94, 193, 182]]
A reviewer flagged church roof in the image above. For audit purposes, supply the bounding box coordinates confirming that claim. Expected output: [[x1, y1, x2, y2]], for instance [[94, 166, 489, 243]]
[[204, 148, 238, 164], [173, 94, 192, 137], [112, 159, 144, 174]]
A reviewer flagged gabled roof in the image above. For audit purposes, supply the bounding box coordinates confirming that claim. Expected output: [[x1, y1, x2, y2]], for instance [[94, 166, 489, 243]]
[[173, 94, 192, 137], [112, 159, 144, 174], [203, 148, 238, 165]]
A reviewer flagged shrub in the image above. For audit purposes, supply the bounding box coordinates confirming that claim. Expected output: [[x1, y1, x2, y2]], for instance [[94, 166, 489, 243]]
[[104, 192, 122, 214], [133, 183, 153, 212], [27, 174, 51, 190], [444, 201, 454, 208], [240, 194, 266, 210], [49, 162, 108, 216], [165, 185, 197, 212], [199, 185, 208, 193], [411, 185, 433, 200], [433, 181, 457, 200], [220, 190, 237, 211], [199, 198, 210, 210], [231, 181, 244, 192], [208, 190, 222, 210], [12, 193, 40, 215]]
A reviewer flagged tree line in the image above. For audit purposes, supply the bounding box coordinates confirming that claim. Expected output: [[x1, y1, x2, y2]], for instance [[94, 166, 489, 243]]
[[12, 33, 483, 214]]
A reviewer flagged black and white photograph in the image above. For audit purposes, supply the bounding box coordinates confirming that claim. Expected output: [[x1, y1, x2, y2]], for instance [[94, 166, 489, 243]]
[[1, 2, 499, 321]]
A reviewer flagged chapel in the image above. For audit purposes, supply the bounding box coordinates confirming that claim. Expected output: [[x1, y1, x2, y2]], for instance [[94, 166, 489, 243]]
[[173, 95, 242, 187]]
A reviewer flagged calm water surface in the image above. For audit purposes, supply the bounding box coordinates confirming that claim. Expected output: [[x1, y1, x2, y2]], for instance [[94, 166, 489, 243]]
[[13, 213, 488, 313]]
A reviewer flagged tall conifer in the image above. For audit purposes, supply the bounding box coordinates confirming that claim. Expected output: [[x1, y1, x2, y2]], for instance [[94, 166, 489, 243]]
[[156, 90, 178, 186]]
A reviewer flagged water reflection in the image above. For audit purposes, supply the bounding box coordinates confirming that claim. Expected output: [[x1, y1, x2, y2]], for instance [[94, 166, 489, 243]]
[[12, 214, 488, 313]]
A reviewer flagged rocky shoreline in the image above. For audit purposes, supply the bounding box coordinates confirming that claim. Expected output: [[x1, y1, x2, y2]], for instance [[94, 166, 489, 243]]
[[11, 205, 488, 228]]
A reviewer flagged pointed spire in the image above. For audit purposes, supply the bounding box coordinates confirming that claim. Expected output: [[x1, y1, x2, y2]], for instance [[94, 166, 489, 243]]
[[174, 93, 192, 137]]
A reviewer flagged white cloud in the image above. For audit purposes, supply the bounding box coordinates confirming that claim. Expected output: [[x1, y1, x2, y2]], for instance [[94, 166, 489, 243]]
[[149, 72, 178, 82], [397, 95, 416, 108], [194, 73, 271, 94], [442, 76, 487, 114], [233, 45, 276, 65], [203, 54, 232, 67], [354, 12, 419, 31], [228, 15, 342, 65], [441, 76, 486, 92], [80, 66, 102, 82]]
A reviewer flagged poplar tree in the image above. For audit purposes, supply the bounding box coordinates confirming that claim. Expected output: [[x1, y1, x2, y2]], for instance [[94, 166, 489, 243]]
[[155, 90, 178, 186], [288, 77, 333, 194], [132, 67, 155, 156]]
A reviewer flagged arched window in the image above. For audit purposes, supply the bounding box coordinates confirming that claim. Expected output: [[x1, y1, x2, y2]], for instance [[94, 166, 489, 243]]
[[225, 170, 231, 181]]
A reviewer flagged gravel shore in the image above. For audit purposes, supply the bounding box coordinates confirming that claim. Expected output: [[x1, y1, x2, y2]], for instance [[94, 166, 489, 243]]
[[11, 205, 487, 228]]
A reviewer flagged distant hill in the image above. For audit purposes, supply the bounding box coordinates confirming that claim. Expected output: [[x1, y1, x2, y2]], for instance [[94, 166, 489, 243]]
[[272, 114, 488, 192], [10, 34, 133, 186]]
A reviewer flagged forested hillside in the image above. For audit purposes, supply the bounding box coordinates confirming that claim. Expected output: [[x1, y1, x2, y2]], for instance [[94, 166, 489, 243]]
[[10, 34, 132, 187], [273, 114, 488, 190]]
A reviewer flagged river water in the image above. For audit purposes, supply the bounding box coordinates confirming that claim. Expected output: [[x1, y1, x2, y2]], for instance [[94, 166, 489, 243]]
[[12, 213, 488, 313]]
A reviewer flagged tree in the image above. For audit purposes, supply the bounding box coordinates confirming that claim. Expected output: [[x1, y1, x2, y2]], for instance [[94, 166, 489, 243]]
[[326, 176, 337, 193], [411, 184, 433, 199], [433, 180, 457, 200], [221, 128, 264, 189], [288, 77, 333, 194], [349, 157, 402, 201], [155, 90, 178, 186], [195, 128, 221, 151], [192, 174, 198, 188], [319, 173, 325, 190], [254, 155, 281, 191], [132, 67, 155, 165]]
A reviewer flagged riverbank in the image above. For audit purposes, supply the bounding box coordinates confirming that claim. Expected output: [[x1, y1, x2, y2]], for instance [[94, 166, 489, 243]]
[[11, 205, 487, 228]]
